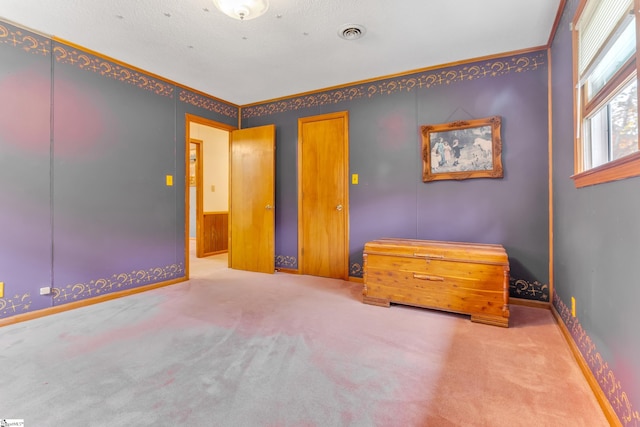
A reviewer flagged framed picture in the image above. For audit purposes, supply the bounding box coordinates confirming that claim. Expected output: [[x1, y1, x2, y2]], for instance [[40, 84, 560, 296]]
[[420, 116, 503, 182]]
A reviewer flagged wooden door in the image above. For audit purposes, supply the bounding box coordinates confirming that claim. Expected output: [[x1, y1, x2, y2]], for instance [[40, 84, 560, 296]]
[[229, 125, 276, 273], [298, 112, 349, 279]]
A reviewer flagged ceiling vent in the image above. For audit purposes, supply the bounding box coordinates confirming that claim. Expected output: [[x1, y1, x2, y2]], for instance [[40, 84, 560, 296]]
[[338, 24, 366, 40]]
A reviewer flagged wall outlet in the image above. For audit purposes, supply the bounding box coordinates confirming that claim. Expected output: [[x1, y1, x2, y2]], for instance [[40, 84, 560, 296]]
[[211, 185, 215, 192], [40, 286, 52, 295]]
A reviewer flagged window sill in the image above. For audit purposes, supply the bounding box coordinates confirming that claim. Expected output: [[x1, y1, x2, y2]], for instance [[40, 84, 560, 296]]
[[571, 151, 640, 188]]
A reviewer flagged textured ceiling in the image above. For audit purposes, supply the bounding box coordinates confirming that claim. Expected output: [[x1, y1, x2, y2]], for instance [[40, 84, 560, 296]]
[[0, 0, 562, 105]]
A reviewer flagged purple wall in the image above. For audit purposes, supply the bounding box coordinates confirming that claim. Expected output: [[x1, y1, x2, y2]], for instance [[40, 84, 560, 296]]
[[0, 27, 52, 317], [2, 12, 637, 424], [244, 51, 550, 301], [0, 21, 238, 319], [550, 0, 640, 424]]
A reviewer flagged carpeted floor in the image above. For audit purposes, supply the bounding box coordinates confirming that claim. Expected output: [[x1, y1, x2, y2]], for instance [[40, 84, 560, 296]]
[[0, 249, 608, 426]]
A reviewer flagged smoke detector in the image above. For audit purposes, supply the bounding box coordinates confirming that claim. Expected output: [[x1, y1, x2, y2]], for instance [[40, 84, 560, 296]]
[[338, 24, 366, 40]]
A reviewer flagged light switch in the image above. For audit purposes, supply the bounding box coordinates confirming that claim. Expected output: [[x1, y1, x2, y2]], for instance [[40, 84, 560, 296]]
[[211, 185, 215, 192], [0, 282, 3, 298], [166, 175, 173, 186], [351, 174, 359, 185]]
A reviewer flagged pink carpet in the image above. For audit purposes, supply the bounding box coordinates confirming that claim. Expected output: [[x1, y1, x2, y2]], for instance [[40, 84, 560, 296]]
[[0, 251, 608, 426]]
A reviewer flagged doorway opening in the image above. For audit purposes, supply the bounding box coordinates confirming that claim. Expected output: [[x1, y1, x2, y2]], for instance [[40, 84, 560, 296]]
[[185, 114, 234, 278]]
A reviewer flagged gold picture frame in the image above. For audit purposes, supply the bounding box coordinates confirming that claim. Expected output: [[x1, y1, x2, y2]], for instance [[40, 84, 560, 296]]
[[420, 116, 503, 182]]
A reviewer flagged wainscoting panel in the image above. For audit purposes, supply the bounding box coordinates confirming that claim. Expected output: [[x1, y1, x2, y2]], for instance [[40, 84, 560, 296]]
[[203, 212, 228, 256]]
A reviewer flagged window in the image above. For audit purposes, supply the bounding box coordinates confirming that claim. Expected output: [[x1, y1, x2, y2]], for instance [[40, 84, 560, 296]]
[[573, 0, 640, 187]]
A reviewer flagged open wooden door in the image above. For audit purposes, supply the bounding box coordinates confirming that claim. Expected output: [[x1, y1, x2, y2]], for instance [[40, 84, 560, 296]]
[[229, 125, 276, 273], [298, 112, 349, 279]]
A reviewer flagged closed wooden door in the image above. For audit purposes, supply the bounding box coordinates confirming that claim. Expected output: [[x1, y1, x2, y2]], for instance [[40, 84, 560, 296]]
[[229, 125, 276, 273], [298, 112, 349, 279]]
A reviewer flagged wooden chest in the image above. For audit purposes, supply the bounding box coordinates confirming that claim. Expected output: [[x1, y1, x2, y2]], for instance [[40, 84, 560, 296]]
[[363, 238, 510, 327]]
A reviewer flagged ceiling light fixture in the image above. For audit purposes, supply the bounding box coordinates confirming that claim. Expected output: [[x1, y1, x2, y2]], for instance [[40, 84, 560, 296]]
[[212, 0, 269, 20]]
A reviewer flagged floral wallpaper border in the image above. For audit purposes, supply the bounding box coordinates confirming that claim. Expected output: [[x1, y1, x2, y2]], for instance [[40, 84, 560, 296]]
[[0, 263, 184, 319], [53, 263, 184, 303], [178, 89, 238, 118], [0, 292, 33, 318], [275, 255, 297, 270], [242, 51, 546, 118], [0, 22, 50, 56], [53, 43, 175, 98], [0, 20, 238, 118], [350, 263, 363, 277], [555, 291, 640, 426], [509, 277, 549, 302]]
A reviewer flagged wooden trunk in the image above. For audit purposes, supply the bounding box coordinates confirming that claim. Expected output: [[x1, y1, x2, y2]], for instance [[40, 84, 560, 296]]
[[363, 238, 510, 327]]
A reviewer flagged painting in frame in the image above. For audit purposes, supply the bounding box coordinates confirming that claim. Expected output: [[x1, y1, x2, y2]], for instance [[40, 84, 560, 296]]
[[421, 116, 503, 182]]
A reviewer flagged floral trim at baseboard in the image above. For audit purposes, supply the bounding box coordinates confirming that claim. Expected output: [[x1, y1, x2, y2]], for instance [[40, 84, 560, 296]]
[[179, 90, 238, 119], [554, 291, 640, 426], [509, 277, 549, 302], [0, 292, 33, 318], [52, 263, 184, 303], [350, 263, 363, 278], [242, 52, 546, 118], [0, 22, 50, 56], [275, 255, 297, 270], [274, 257, 366, 276], [52, 43, 175, 98]]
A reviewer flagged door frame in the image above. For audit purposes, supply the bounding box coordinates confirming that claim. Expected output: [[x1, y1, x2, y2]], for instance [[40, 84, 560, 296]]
[[184, 114, 235, 279], [297, 111, 350, 279]]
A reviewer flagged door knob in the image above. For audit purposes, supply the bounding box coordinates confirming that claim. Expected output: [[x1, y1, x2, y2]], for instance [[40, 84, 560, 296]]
[[265, 204, 273, 210], [336, 204, 343, 211]]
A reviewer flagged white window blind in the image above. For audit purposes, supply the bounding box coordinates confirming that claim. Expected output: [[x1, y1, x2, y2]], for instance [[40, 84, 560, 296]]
[[578, 0, 633, 76]]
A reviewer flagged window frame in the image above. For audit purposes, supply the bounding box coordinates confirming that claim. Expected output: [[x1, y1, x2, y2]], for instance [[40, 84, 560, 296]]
[[571, 0, 640, 188]]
